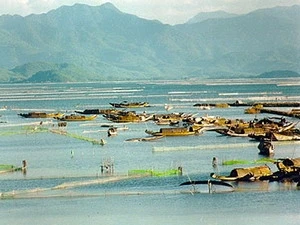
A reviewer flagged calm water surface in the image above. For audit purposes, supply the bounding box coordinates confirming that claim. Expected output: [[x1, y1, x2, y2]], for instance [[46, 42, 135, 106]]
[[0, 79, 299, 224]]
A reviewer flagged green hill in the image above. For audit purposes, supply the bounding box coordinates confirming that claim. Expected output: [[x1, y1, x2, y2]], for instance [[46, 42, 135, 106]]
[[258, 70, 300, 78], [0, 3, 299, 82]]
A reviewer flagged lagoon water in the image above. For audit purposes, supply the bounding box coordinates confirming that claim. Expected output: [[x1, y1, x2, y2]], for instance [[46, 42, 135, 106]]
[[0, 79, 299, 225]]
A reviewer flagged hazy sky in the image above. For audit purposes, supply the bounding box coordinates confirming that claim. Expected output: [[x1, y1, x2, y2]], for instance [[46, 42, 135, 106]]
[[1, 0, 300, 24]]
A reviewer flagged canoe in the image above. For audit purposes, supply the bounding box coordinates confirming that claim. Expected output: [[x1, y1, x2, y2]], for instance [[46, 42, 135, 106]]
[[257, 139, 274, 156], [18, 112, 63, 118], [56, 114, 97, 121], [105, 111, 153, 123], [75, 109, 122, 115], [275, 158, 300, 173], [270, 132, 300, 141], [215, 129, 250, 137], [125, 135, 164, 142], [110, 101, 150, 108], [278, 122, 297, 132], [211, 165, 272, 181], [145, 127, 202, 136], [108, 127, 117, 136]]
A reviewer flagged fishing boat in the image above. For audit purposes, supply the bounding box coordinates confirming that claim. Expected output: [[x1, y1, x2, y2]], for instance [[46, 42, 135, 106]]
[[257, 139, 274, 156], [198, 104, 211, 110], [110, 101, 150, 108], [215, 128, 251, 137], [18, 111, 63, 118], [107, 127, 117, 136], [104, 111, 153, 123], [259, 158, 300, 182], [270, 132, 300, 141], [145, 127, 202, 136], [244, 104, 263, 114], [153, 113, 192, 123], [211, 165, 272, 181], [75, 108, 122, 115], [56, 114, 97, 121], [164, 104, 173, 111], [215, 120, 296, 138], [125, 135, 164, 142], [249, 129, 300, 141], [275, 158, 300, 173]]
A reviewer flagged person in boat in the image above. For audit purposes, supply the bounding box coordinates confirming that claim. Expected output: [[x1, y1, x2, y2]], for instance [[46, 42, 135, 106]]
[[212, 157, 218, 168], [212, 157, 218, 173], [258, 138, 274, 156], [22, 160, 27, 175], [249, 120, 254, 128]]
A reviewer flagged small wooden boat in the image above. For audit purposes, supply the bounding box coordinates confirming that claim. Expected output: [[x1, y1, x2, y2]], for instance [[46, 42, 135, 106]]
[[198, 104, 211, 110], [105, 111, 153, 123], [245, 107, 261, 114], [257, 139, 274, 156], [244, 104, 263, 114], [145, 127, 202, 136], [18, 112, 63, 118], [110, 101, 150, 108], [164, 104, 173, 111], [275, 158, 300, 173], [56, 114, 97, 121], [211, 165, 272, 181], [153, 113, 191, 123], [278, 122, 297, 132], [125, 135, 164, 142], [249, 129, 300, 141], [75, 109, 122, 115], [99, 139, 106, 145], [215, 129, 250, 137], [270, 132, 300, 141], [107, 127, 117, 136], [259, 158, 300, 182]]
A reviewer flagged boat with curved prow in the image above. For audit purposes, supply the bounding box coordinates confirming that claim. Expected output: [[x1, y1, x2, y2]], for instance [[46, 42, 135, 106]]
[[110, 101, 150, 108], [19, 112, 63, 119], [211, 165, 272, 181], [145, 127, 202, 136], [125, 135, 164, 142], [56, 114, 97, 121]]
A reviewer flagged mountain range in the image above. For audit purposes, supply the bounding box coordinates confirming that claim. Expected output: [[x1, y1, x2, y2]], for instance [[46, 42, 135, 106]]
[[186, 11, 238, 24], [0, 3, 299, 82]]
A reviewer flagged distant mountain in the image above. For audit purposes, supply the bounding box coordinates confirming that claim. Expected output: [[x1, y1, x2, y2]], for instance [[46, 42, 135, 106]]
[[186, 11, 237, 24], [258, 70, 300, 78], [0, 3, 299, 82], [10, 62, 97, 82]]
